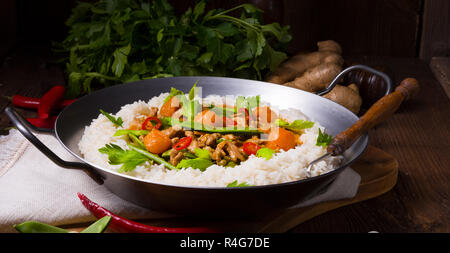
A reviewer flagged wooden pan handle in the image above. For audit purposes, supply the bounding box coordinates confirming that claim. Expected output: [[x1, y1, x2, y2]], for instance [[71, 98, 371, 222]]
[[327, 78, 419, 155]]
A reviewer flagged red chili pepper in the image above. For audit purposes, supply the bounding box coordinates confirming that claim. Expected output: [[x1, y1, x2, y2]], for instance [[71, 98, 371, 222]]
[[141, 116, 162, 130], [243, 142, 261, 156], [237, 108, 249, 121], [26, 116, 57, 129], [173, 136, 193, 151], [77, 192, 217, 233], [38, 85, 66, 119], [11, 95, 40, 109], [7, 95, 76, 110]]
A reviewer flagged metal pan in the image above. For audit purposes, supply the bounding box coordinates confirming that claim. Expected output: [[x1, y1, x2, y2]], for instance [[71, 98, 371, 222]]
[[5, 65, 415, 217]]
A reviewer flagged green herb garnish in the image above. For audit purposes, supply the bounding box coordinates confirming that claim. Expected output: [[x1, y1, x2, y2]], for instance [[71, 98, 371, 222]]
[[113, 129, 149, 136], [316, 128, 333, 147], [226, 180, 253, 187], [100, 109, 123, 127], [194, 148, 211, 160], [98, 144, 147, 172], [128, 145, 178, 170], [256, 147, 275, 160], [128, 134, 146, 150], [275, 119, 314, 132], [164, 87, 184, 103], [176, 158, 213, 171]]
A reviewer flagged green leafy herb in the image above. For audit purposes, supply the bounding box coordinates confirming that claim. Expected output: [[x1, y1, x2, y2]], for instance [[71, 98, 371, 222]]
[[128, 144, 178, 170], [275, 119, 314, 132], [99, 109, 123, 127], [164, 87, 184, 103], [176, 158, 213, 171], [98, 143, 147, 172], [57, 0, 291, 98], [256, 147, 275, 160], [226, 180, 253, 187], [194, 148, 211, 160], [161, 149, 171, 159], [316, 128, 333, 147]]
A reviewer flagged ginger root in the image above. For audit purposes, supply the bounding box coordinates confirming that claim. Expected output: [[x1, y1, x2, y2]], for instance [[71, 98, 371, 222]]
[[265, 40, 343, 84], [323, 84, 362, 114], [284, 63, 342, 92], [266, 40, 363, 114]]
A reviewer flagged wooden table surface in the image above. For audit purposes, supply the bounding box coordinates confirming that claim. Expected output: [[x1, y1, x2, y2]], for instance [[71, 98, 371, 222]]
[[1, 43, 448, 233]]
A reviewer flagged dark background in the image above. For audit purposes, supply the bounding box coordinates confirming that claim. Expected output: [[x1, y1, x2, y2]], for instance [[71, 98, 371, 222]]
[[0, 0, 449, 62]]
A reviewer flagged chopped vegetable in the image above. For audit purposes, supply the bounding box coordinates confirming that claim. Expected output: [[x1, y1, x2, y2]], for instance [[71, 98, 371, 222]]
[[38, 85, 66, 119], [164, 117, 261, 134], [242, 142, 261, 156], [143, 129, 172, 154], [194, 148, 211, 160], [98, 144, 148, 172], [99, 109, 123, 127], [226, 180, 253, 187], [77, 193, 217, 233], [159, 96, 181, 117], [142, 117, 162, 130], [256, 147, 275, 160], [176, 158, 213, 171], [128, 145, 177, 170], [113, 129, 149, 136], [266, 127, 297, 151], [275, 118, 314, 132], [128, 134, 146, 150], [316, 128, 333, 147], [173, 136, 193, 151], [225, 161, 237, 167], [161, 149, 171, 159]]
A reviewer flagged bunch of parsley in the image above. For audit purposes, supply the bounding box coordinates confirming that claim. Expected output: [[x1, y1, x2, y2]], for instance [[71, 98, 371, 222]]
[[56, 0, 292, 98]]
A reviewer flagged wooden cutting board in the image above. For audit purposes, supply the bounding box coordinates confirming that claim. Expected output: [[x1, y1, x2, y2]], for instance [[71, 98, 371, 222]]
[[67, 145, 398, 233]]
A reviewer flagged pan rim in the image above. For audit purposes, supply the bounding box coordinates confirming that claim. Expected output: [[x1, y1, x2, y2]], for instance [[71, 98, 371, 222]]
[[55, 76, 368, 190]]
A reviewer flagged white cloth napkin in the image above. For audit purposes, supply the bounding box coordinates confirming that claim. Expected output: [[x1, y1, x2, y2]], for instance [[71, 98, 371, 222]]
[[0, 129, 361, 232]]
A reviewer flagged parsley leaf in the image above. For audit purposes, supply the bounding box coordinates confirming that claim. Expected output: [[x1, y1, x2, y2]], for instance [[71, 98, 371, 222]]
[[176, 158, 213, 171], [98, 144, 147, 172], [57, 0, 291, 98], [99, 109, 123, 127], [275, 119, 315, 132], [316, 128, 333, 147]]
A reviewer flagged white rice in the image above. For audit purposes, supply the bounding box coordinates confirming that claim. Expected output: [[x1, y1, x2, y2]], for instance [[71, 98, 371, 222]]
[[78, 92, 342, 187]]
